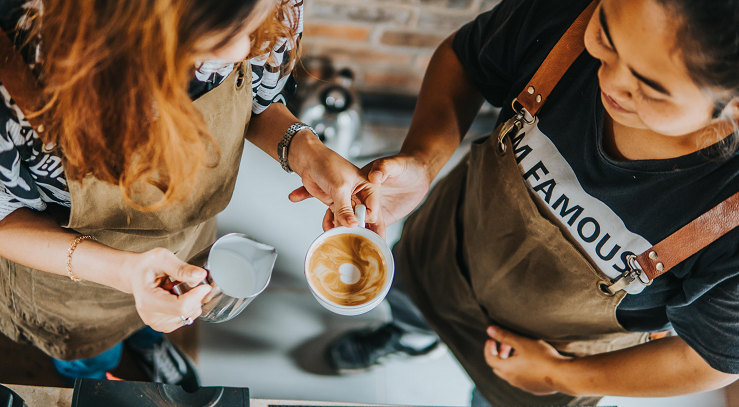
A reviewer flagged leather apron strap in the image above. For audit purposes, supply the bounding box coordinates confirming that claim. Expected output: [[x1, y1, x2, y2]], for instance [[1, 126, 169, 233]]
[[635, 192, 739, 280], [515, 0, 598, 116], [499, 0, 739, 295]]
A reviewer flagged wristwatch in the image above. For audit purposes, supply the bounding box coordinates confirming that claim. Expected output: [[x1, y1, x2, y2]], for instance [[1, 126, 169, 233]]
[[278, 122, 318, 173]]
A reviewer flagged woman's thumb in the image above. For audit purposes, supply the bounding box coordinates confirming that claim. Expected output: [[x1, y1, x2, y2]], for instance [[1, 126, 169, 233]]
[[487, 326, 519, 346], [333, 195, 359, 228], [174, 264, 208, 287], [369, 158, 404, 184]]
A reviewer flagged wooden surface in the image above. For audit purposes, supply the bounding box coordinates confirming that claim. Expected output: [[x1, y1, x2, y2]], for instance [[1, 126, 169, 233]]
[[4, 384, 392, 407], [0, 332, 66, 388], [0, 323, 199, 387], [5, 384, 71, 407]]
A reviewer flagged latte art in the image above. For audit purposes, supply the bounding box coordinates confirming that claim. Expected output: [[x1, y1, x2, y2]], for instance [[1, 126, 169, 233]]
[[307, 234, 387, 306]]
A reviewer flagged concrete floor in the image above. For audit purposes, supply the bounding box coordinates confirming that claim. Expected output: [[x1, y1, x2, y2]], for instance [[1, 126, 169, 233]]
[[0, 139, 728, 406], [197, 140, 728, 407], [196, 269, 727, 407], [0, 108, 729, 406], [197, 277, 473, 405]]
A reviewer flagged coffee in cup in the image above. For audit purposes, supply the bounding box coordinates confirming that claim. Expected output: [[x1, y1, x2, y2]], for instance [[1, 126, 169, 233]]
[[306, 233, 388, 306], [305, 205, 394, 316]]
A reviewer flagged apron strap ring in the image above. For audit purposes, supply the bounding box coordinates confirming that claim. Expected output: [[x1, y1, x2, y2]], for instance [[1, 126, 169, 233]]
[[496, 99, 535, 155], [597, 255, 652, 296], [511, 98, 536, 124]]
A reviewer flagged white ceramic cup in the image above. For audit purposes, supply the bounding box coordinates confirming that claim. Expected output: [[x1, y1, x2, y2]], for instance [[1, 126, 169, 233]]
[[304, 205, 394, 316]]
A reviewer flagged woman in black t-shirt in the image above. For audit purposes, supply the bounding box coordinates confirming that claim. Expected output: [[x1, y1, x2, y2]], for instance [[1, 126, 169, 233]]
[[320, 0, 739, 404]]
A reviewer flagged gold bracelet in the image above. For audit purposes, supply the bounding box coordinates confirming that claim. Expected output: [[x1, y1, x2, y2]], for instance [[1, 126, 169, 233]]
[[66, 235, 97, 282]]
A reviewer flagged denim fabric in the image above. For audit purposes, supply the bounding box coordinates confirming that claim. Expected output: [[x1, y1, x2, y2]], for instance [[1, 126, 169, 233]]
[[125, 326, 163, 350], [389, 283, 490, 407], [52, 343, 123, 380], [52, 326, 162, 379], [386, 272, 438, 338], [471, 387, 492, 406]]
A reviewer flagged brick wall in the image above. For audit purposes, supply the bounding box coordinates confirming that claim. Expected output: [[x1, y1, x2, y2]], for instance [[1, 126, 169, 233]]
[[302, 0, 502, 95]]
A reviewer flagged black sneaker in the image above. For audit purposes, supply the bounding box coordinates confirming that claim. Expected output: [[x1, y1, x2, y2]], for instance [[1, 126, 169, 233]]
[[125, 337, 200, 391], [326, 323, 446, 374]]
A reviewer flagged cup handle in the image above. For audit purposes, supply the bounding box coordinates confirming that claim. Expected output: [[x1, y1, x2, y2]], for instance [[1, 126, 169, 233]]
[[355, 204, 366, 228], [170, 281, 192, 296]]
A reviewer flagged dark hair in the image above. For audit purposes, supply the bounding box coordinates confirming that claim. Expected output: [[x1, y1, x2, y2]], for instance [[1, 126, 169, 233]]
[[656, 0, 739, 156]]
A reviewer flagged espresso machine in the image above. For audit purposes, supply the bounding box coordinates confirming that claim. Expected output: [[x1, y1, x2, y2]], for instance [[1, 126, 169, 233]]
[[0, 385, 27, 407], [297, 66, 363, 159], [70, 379, 249, 407]]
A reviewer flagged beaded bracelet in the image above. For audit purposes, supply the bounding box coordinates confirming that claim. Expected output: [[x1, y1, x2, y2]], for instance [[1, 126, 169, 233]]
[[66, 235, 97, 282]]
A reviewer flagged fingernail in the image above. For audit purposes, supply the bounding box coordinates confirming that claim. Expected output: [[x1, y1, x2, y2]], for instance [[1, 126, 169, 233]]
[[487, 340, 497, 355], [488, 326, 497, 335]]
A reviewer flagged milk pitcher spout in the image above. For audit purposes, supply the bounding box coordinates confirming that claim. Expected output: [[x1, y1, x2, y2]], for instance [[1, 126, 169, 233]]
[[171, 233, 277, 323]]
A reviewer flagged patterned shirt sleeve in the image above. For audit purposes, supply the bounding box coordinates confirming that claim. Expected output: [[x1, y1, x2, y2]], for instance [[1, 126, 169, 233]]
[[192, 0, 303, 114], [250, 0, 303, 114], [0, 84, 47, 221], [0, 184, 28, 220], [0, 0, 305, 224]]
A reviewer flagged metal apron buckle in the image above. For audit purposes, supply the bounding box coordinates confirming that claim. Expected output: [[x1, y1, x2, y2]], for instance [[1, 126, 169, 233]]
[[597, 255, 652, 296], [497, 98, 535, 155]]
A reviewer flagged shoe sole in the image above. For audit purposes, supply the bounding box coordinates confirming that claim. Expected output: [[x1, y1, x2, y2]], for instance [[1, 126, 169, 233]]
[[337, 342, 449, 375]]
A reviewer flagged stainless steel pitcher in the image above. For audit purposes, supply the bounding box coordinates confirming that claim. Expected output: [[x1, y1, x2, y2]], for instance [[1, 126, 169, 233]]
[[172, 233, 277, 323]]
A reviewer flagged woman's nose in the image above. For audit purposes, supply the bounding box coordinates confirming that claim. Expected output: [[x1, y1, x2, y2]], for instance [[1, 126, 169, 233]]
[[599, 60, 634, 100]]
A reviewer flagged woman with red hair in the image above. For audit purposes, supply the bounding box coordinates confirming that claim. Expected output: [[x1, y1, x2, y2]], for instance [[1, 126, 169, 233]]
[[0, 0, 378, 385]]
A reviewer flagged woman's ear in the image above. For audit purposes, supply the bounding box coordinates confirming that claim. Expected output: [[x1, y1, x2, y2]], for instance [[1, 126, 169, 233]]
[[707, 98, 739, 152], [715, 97, 739, 120]]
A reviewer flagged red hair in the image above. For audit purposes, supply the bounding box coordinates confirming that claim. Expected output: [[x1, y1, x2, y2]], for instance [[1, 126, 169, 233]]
[[33, 0, 300, 210]]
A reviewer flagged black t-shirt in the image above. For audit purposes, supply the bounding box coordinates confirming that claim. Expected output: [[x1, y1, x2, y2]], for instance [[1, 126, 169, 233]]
[[453, 0, 739, 373]]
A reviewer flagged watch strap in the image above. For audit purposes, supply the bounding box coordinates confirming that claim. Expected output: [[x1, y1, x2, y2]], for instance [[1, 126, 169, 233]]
[[278, 123, 316, 173]]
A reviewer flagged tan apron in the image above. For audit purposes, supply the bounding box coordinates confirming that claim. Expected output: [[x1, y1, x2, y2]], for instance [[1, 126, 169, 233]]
[[392, 4, 653, 404], [0, 62, 252, 361], [396, 124, 648, 406]]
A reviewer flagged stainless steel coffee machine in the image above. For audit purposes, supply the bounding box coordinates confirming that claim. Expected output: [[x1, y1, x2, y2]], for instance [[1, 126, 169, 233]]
[[297, 68, 362, 159]]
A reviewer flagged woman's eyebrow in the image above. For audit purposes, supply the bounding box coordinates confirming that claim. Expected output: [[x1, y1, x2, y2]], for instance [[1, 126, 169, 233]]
[[630, 68, 671, 96], [600, 6, 672, 97]]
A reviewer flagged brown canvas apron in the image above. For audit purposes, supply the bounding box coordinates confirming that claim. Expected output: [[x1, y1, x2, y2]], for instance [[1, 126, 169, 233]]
[[393, 3, 651, 405], [395, 0, 739, 402], [0, 62, 252, 361], [395, 131, 647, 406]]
